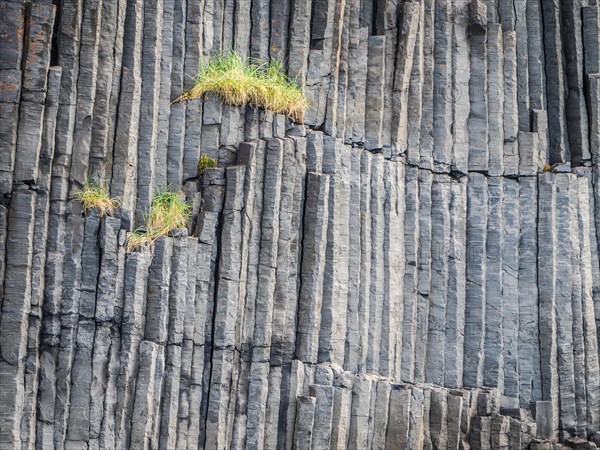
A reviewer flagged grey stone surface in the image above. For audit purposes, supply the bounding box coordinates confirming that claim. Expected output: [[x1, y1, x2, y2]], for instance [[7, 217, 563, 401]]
[[483, 177, 504, 390], [414, 169, 432, 383], [431, 0, 453, 172], [502, 30, 519, 176], [295, 172, 330, 363], [538, 173, 560, 439], [425, 175, 451, 385], [348, 374, 373, 449], [464, 173, 487, 388], [401, 166, 419, 382], [542, 0, 570, 163], [391, 3, 420, 156], [364, 36, 386, 150], [468, 15, 489, 171], [2, 1, 600, 448], [135, 0, 164, 226]]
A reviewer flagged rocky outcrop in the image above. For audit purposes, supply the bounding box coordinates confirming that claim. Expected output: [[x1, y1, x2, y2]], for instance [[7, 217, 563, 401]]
[[2, 0, 600, 448]]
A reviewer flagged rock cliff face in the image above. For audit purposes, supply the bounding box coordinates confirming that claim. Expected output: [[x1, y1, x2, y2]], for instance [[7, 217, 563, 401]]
[[2, 0, 600, 448]]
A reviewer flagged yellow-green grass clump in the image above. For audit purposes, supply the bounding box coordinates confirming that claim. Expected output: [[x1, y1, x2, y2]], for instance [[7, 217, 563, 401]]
[[178, 52, 307, 123], [198, 154, 217, 175], [126, 190, 191, 251], [73, 178, 121, 217]]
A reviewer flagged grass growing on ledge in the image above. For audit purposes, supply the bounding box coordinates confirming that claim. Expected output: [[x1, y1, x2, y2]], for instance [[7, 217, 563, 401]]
[[73, 178, 120, 217], [178, 52, 307, 123], [126, 190, 191, 251], [198, 154, 217, 175]]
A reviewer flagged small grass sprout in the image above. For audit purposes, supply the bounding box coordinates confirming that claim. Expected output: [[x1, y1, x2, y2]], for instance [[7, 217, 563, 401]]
[[178, 52, 307, 122], [126, 229, 152, 252], [73, 178, 120, 217], [198, 154, 218, 175], [126, 190, 191, 251], [146, 190, 191, 235]]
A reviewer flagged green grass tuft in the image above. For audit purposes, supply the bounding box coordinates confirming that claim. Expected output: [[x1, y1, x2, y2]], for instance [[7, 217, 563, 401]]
[[178, 52, 307, 123], [73, 178, 121, 217], [198, 154, 218, 175], [126, 190, 191, 251]]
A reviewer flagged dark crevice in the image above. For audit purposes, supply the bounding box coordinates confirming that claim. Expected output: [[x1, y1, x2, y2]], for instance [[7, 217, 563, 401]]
[[200, 204, 224, 449], [50, 0, 61, 66], [293, 157, 311, 361], [21, 3, 32, 72]]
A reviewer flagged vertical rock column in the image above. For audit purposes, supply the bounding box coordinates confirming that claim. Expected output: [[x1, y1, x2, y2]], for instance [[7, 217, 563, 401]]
[[0, 1, 25, 194], [390, 2, 420, 157], [165, 0, 187, 186], [502, 30, 519, 176], [467, 0, 488, 172], [95, 217, 126, 449], [111, 0, 144, 226], [229, 141, 266, 449], [357, 151, 371, 373], [483, 177, 504, 392], [501, 178, 520, 404], [24, 67, 61, 446], [463, 173, 487, 388], [333, 1, 350, 142], [576, 173, 600, 434], [444, 176, 467, 388], [53, 209, 85, 449], [65, 212, 101, 448], [273, 136, 308, 449], [245, 139, 284, 449], [554, 174, 577, 435], [319, 138, 350, 367], [114, 250, 151, 449], [570, 173, 587, 438], [14, 3, 56, 186], [0, 189, 36, 447], [135, 0, 164, 226], [323, 0, 347, 138], [487, 25, 504, 176], [296, 172, 330, 364], [287, 0, 312, 85], [38, 5, 86, 440], [451, 0, 470, 173], [405, 1, 425, 165], [89, 0, 128, 178], [518, 176, 541, 408], [432, 0, 453, 171], [367, 154, 385, 373], [526, 0, 545, 115], [414, 169, 432, 383], [130, 236, 170, 448], [344, 146, 362, 373], [349, 27, 369, 145], [364, 36, 386, 150], [158, 234, 190, 449], [22, 64, 61, 450], [541, 0, 569, 162], [401, 166, 419, 382], [68, 0, 102, 190], [537, 172, 559, 439], [184, 168, 225, 449], [383, 161, 404, 378], [204, 165, 246, 449], [170, 236, 198, 450], [417, 0, 435, 170], [561, 0, 590, 165], [425, 174, 452, 386]]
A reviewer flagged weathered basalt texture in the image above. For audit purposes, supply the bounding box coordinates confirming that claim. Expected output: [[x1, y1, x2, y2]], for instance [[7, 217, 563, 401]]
[[2, 0, 600, 448]]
